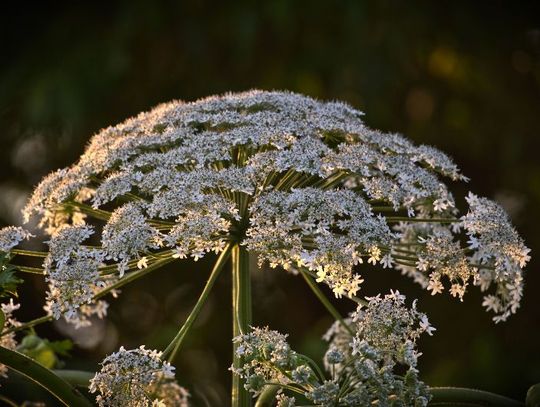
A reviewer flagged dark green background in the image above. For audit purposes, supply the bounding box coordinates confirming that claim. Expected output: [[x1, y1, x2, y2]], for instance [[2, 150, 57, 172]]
[[1, 1, 539, 405]]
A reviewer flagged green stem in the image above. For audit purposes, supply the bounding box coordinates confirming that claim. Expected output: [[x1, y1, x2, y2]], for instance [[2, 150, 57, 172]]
[[1, 315, 53, 337], [0, 395, 18, 407], [94, 257, 175, 300], [386, 217, 459, 223], [300, 270, 354, 337], [162, 244, 233, 361], [429, 387, 524, 406], [299, 268, 368, 307], [2, 256, 175, 338], [231, 244, 252, 407], [255, 385, 279, 407], [0, 347, 93, 406], [65, 201, 111, 221], [11, 249, 48, 258], [15, 265, 44, 275]]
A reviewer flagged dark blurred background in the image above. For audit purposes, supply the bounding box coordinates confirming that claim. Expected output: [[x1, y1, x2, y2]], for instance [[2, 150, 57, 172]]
[[1, 1, 539, 405]]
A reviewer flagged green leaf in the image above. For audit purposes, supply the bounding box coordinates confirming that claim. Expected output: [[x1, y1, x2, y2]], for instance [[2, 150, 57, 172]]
[[29, 344, 57, 369], [46, 339, 73, 357], [430, 387, 524, 406], [0, 346, 92, 406], [527, 383, 540, 407], [0, 264, 23, 298], [17, 334, 73, 369]]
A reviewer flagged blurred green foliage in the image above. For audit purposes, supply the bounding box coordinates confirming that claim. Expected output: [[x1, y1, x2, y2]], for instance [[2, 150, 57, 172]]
[[1, 1, 539, 404]]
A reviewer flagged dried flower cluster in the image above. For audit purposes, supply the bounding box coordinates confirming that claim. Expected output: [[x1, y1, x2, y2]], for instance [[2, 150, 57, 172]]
[[233, 291, 432, 406], [15, 90, 529, 325], [89, 346, 189, 407]]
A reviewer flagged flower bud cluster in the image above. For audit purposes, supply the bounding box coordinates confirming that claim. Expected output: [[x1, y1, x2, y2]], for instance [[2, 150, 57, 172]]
[[232, 327, 312, 396], [233, 291, 432, 406]]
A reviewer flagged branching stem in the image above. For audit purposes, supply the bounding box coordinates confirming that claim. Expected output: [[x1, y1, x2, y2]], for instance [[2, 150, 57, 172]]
[[162, 244, 232, 361]]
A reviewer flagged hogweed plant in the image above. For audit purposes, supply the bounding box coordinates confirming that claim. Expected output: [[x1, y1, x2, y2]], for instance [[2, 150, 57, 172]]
[[0, 90, 534, 406]]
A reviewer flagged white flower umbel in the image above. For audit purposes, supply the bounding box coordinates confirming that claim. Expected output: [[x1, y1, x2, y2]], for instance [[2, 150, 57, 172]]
[[350, 290, 435, 354], [0, 226, 32, 253], [89, 346, 189, 407], [245, 188, 392, 297], [43, 225, 113, 327], [102, 202, 163, 275], [19, 90, 529, 322], [462, 193, 531, 322]]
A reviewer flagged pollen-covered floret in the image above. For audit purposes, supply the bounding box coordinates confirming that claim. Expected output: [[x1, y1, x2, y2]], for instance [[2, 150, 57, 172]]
[[89, 346, 189, 407]]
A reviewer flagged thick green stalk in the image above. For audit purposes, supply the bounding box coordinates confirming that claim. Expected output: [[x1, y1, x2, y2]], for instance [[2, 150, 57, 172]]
[[430, 387, 524, 406], [231, 244, 252, 407], [0, 347, 93, 406], [163, 244, 232, 361]]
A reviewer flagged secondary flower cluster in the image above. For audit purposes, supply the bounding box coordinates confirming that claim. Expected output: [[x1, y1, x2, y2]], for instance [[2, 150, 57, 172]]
[[232, 291, 432, 406], [0, 226, 32, 253], [463, 193, 530, 322], [14, 90, 529, 324], [89, 345, 189, 407], [42, 225, 117, 327], [245, 188, 392, 297]]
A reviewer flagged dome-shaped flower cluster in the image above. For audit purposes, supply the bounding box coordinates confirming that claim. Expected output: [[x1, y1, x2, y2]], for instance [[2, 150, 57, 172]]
[[18, 90, 529, 324], [89, 346, 189, 407]]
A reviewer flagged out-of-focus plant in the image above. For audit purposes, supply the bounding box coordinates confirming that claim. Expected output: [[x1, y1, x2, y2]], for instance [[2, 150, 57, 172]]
[[0, 91, 533, 406]]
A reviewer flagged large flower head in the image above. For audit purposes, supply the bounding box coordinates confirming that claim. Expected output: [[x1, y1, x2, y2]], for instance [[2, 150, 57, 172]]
[[21, 90, 529, 323]]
